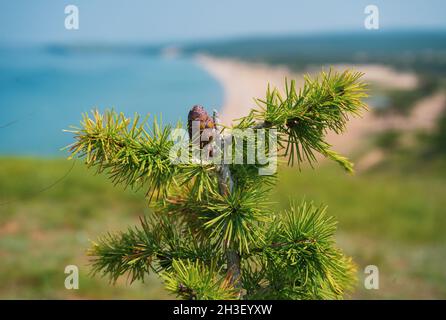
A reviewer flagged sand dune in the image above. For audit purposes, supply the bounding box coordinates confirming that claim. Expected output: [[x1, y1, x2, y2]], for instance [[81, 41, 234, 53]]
[[324, 64, 418, 90], [197, 55, 300, 125], [197, 55, 444, 158]]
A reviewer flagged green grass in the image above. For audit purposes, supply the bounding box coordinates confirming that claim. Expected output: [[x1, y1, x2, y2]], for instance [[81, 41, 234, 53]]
[[0, 157, 445, 299], [275, 164, 446, 245], [274, 163, 446, 299], [0, 157, 169, 299]]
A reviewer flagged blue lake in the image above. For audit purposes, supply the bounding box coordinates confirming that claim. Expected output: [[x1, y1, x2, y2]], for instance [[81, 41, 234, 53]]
[[0, 47, 223, 156]]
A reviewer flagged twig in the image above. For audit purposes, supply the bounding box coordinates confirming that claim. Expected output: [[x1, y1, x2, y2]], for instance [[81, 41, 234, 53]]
[[213, 110, 242, 296]]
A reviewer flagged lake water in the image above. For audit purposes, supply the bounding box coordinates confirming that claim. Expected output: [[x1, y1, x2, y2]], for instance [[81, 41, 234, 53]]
[[0, 47, 223, 156]]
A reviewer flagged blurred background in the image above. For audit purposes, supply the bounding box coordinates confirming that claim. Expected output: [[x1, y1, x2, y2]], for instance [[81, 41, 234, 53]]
[[0, 0, 445, 299]]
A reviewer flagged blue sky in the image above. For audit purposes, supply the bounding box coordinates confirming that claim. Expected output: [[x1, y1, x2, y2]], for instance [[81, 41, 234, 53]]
[[1, 0, 446, 44]]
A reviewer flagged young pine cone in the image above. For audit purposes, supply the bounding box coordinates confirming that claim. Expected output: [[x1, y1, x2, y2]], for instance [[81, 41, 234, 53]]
[[187, 105, 214, 148]]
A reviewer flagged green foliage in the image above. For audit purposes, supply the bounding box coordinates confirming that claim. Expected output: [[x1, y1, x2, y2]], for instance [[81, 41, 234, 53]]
[[89, 215, 217, 283], [384, 90, 419, 115], [427, 108, 446, 155], [161, 260, 238, 300], [203, 185, 272, 253], [65, 110, 177, 200], [241, 202, 355, 299], [235, 70, 367, 171], [379, 75, 438, 115], [372, 100, 446, 171], [66, 69, 367, 300], [155, 184, 272, 254], [177, 163, 217, 202], [374, 129, 402, 151]]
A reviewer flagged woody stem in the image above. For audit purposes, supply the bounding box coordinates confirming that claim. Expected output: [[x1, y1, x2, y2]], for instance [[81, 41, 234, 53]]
[[213, 111, 242, 296]]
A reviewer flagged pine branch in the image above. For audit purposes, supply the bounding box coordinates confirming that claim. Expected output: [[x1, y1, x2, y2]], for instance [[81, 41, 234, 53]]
[[242, 201, 356, 299], [65, 110, 178, 200], [213, 110, 242, 293], [161, 259, 238, 300], [88, 215, 218, 283], [235, 70, 368, 171], [66, 68, 368, 300]]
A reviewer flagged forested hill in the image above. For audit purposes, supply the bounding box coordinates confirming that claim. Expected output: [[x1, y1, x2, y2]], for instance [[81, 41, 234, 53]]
[[184, 30, 446, 74]]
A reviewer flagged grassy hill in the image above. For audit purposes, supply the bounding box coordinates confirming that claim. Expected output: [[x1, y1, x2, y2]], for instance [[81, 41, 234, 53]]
[[0, 157, 445, 299]]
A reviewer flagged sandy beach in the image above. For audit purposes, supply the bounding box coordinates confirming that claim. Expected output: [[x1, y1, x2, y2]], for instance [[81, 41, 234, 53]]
[[197, 55, 445, 159]]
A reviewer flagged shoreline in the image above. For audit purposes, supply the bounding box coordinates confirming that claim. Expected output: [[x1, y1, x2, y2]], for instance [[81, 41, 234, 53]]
[[197, 55, 298, 126], [197, 55, 376, 156], [197, 54, 444, 159]]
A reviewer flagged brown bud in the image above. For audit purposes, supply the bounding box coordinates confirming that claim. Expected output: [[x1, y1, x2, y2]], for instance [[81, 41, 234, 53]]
[[187, 105, 214, 148]]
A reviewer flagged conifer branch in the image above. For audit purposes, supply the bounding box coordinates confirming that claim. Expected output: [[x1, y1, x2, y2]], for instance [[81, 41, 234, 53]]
[[161, 259, 238, 300], [65, 110, 178, 200], [66, 68, 367, 300], [88, 215, 218, 283], [235, 70, 368, 171], [241, 201, 356, 299], [213, 110, 242, 294]]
